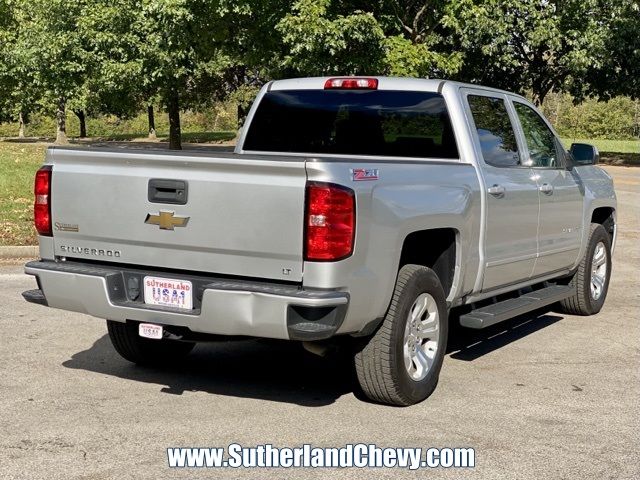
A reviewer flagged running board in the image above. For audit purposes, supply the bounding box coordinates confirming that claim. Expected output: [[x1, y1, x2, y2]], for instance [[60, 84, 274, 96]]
[[459, 285, 573, 329]]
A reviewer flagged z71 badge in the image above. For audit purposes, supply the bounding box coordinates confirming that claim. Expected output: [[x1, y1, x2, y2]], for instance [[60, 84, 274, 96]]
[[351, 168, 379, 181]]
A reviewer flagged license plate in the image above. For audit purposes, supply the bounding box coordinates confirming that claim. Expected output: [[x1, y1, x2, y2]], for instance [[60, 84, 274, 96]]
[[143, 276, 193, 310], [139, 323, 163, 340]]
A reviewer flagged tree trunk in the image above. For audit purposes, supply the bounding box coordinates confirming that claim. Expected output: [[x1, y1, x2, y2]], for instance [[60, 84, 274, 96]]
[[55, 97, 68, 145], [237, 104, 250, 129], [147, 105, 157, 139], [74, 110, 87, 138], [167, 90, 181, 150], [634, 99, 639, 139], [18, 111, 25, 138], [531, 77, 549, 107], [532, 91, 547, 107]]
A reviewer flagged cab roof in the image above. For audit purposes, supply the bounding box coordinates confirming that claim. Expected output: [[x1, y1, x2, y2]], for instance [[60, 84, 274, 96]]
[[268, 76, 527, 102]]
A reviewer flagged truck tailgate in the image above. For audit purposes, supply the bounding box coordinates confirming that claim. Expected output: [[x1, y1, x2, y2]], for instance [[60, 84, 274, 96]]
[[47, 148, 306, 282]]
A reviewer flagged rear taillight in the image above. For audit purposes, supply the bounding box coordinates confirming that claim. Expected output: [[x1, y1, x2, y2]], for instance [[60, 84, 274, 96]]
[[305, 183, 355, 261], [324, 77, 378, 90], [34, 166, 52, 236]]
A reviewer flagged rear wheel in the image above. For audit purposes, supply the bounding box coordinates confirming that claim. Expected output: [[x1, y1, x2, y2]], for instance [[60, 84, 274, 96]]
[[354, 265, 448, 406], [106, 320, 195, 365], [558, 223, 612, 315]]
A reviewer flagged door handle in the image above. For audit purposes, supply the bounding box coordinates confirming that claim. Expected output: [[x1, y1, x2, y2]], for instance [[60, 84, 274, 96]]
[[539, 183, 554, 195], [487, 184, 505, 197]]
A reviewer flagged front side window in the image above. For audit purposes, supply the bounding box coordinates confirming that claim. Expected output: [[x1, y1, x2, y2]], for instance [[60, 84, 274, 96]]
[[467, 95, 520, 167], [243, 90, 458, 159], [514, 102, 561, 168]]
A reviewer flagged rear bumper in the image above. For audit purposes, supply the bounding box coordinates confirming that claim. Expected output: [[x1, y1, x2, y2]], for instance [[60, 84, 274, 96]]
[[23, 260, 348, 341]]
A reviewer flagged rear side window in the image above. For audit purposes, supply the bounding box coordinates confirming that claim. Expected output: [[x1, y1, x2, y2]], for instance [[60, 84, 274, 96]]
[[468, 95, 520, 167], [243, 90, 458, 159]]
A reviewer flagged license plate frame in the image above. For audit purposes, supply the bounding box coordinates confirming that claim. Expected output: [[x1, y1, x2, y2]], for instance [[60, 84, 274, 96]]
[[143, 276, 193, 310]]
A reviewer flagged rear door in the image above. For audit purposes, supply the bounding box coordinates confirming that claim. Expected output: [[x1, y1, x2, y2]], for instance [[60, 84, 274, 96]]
[[510, 99, 583, 276], [463, 90, 539, 291], [49, 149, 307, 282]]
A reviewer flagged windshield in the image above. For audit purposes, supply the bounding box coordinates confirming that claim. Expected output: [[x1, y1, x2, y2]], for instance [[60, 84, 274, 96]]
[[243, 90, 459, 159]]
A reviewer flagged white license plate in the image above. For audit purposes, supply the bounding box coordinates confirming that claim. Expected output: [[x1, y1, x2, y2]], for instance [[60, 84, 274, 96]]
[[139, 323, 163, 340], [143, 276, 193, 310]]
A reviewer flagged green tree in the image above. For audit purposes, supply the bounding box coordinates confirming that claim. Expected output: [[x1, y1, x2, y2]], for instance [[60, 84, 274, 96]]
[[275, 0, 464, 78], [76, 0, 146, 137], [453, 0, 610, 105], [134, 0, 239, 149], [375, 0, 464, 77], [276, 0, 387, 76], [584, 0, 639, 100], [0, 0, 18, 124], [0, 0, 42, 137], [16, 0, 93, 143]]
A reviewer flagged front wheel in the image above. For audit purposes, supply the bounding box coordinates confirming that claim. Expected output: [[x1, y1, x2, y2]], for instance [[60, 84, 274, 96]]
[[106, 320, 195, 365], [558, 223, 612, 316], [354, 265, 448, 406]]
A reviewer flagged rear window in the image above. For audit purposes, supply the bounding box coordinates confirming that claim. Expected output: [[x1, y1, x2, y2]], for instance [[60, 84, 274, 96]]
[[243, 90, 458, 159]]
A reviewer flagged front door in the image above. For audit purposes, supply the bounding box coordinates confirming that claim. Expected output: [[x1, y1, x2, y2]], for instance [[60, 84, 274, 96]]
[[511, 100, 583, 276], [464, 91, 540, 291]]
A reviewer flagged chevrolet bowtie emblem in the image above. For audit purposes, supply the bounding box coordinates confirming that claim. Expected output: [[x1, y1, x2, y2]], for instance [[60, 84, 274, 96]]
[[144, 211, 190, 230]]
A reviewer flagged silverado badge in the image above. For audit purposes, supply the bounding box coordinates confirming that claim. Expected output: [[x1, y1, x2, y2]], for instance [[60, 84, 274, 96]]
[[144, 211, 190, 230]]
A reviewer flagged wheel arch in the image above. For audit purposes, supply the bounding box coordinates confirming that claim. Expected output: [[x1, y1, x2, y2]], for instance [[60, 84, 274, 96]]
[[397, 228, 459, 300], [591, 206, 616, 245]]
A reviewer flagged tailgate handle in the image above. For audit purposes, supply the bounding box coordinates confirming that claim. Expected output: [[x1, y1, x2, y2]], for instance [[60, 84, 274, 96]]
[[148, 179, 188, 205]]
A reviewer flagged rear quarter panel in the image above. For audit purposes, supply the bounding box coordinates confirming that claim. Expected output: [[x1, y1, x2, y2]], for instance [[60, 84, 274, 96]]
[[303, 159, 481, 334]]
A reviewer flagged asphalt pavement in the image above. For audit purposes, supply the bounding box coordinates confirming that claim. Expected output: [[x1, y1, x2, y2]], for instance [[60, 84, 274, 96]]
[[0, 166, 638, 479]]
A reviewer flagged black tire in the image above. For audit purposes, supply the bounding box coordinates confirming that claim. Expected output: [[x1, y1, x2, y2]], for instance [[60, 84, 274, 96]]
[[558, 223, 612, 316], [106, 320, 195, 365], [354, 265, 448, 406]]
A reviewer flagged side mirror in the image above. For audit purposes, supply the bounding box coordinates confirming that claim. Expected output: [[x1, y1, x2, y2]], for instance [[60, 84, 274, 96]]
[[570, 143, 600, 166]]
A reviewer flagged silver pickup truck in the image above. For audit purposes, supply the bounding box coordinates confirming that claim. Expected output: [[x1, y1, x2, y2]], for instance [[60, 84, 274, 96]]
[[23, 77, 616, 406]]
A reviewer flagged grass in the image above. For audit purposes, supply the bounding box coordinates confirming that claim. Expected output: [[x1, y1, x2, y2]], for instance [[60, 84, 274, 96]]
[[561, 138, 638, 154], [0, 143, 47, 246], [0, 135, 637, 246]]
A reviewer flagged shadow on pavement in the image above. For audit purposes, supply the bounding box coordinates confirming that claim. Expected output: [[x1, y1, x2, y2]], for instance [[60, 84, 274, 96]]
[[62, 335, 354, 407], [447, 309, 564, 361], [62, 309, 563, 405]]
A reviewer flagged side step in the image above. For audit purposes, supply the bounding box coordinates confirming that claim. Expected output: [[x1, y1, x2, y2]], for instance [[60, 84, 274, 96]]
[[459, 285, 573, 329]]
